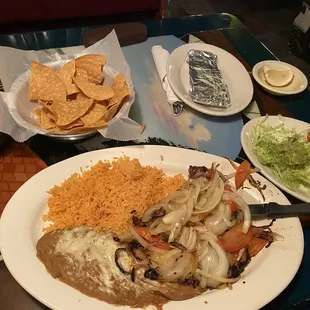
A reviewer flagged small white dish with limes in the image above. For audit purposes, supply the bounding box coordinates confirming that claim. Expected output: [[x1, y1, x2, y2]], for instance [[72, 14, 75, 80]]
[[252, 60, 308, 95]]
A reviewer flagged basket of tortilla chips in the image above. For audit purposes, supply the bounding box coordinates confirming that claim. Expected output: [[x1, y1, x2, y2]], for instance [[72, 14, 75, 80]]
[[29, 54, 130, 140], [0, 31, 141, 143]]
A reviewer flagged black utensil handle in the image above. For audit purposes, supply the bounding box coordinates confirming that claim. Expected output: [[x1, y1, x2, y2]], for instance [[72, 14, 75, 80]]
[[269, 203, 310, 217]]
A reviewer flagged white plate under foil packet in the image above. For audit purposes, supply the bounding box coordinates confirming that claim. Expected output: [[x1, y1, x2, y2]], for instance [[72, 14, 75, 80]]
[[167, 43, 253, 117]]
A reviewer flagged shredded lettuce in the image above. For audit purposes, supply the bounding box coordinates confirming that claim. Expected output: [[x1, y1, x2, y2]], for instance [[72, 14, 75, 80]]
[[250, 116, 310, 195]]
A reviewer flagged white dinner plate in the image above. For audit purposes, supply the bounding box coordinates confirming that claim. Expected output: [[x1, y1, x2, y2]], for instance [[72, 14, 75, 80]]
[[0, 145, 304, 310], [241, 116, 310, 202], [166, 43, 253, 116]]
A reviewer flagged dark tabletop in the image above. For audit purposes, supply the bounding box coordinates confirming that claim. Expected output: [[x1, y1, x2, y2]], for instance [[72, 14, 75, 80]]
[[0, 13, 310, 310]]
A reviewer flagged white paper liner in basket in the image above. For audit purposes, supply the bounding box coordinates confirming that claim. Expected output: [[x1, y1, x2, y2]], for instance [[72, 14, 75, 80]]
[[0, 30, 141, 142]]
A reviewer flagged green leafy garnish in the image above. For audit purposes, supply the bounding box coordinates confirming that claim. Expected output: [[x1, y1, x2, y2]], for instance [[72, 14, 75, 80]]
[[251, 116, 310, 195]]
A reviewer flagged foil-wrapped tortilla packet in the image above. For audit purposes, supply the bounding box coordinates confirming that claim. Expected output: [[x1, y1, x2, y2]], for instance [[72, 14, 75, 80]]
[[188, 49, 231, 108]]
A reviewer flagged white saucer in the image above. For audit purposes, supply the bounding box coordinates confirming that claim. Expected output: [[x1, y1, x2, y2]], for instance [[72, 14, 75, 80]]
[[252, 60, 308, 96], [166, 43, 253, 117]]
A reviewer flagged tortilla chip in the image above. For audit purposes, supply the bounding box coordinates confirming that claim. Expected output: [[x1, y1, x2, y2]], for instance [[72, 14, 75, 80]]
[[72, 118, 108, 132], [103, 104, 119, 122], [50, 118, 107, 134], [38, 100, 53, 110], [84, 119, 108, 129], [76, 54, 106, 65], [112, 74, 126, 89], [76, 92, 90, 101], [88, 75, 103, 85], [59, 59, 75, 75], [49, 127, 72, 134], [41, 108, 56, 121], [32, 121, 41, 129], [75, 68, 88, 81], [40, 109, 56, 130], [73, 77, 114, 101], [53, 98, 93, 126], [59, 119, 84, 130], [108, 74, 130, 108], [75, 54, 106, 84], [54, 125, 99, 134], [57, 60, 79, 95], [66, 93, 78, 101], [29, 62, 66, 101], [80, 103, 108, 126], [33, 108, 41, 119], [96, 100, 109, 106], [81, 64, 103, 85]]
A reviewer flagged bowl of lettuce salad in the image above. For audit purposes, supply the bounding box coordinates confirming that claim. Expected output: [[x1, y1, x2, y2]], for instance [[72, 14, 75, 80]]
[[241, 115, 310, 202]]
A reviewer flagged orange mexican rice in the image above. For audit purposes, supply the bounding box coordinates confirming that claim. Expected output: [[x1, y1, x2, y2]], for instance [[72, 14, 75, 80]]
[[43, 156, 184, 234]]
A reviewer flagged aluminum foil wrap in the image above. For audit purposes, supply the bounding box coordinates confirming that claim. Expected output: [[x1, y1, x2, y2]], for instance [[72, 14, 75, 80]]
[[188, 49, 231, 108]]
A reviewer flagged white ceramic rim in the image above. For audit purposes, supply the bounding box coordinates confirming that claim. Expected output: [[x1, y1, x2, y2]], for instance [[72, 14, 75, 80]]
[[0, 145, 304, 310]]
